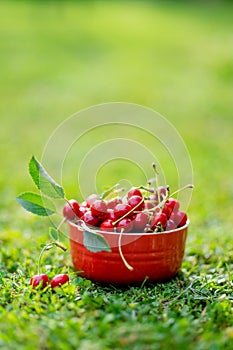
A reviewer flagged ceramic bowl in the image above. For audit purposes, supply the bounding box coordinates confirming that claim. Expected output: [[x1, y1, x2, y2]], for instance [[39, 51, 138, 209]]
[[68, 220, 189, 285]]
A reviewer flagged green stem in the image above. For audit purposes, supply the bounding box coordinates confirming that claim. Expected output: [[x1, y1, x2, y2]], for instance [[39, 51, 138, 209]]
[[118, 229, 133, 271], [169, 184, 194, 198], [56, 217, 67, 233], [37, 244, 53, 275]]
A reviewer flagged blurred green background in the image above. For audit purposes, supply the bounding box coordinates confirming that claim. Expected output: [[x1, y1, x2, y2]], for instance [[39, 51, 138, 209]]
[[1, 0, 232, 225], [1, 1, 233, 348]]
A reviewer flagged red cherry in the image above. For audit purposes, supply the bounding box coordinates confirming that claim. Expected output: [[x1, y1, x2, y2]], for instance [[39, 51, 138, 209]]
[[165, 219, 177, 231], [107, 197, 122, 210], [100, 219, 115, 232], [151, 212, 168, 230], [155, 186, 167, 202], [133, 212, 149, 231], [78, 205, 88, 217], [51, 274, 69, 289], [114, 203, 132, 219], [82, 211, 100, 227], [117, 218, 133, 233], [145, 201, 155, 210], [91, 200, 107, 219], [63, 199, 80, 220], [171, 211, 187, 227], [128, 195, 145, 212], [127, 188, 143, 199], [165, 198, 180, 215], [162, 206, 170, 218], [30, 274, 49, 289], [86, 194, 98, 207], [107, 209, 117, 221]]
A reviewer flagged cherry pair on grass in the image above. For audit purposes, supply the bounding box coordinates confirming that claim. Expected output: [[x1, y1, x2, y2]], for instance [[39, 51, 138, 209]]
[[30, 273, 69, 290]]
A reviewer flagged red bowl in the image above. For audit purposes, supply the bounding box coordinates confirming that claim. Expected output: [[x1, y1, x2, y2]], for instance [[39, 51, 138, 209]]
[[68, 220, 189, 285]]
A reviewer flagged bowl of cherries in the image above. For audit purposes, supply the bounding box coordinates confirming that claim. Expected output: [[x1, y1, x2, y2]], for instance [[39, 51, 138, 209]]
[[63, 170, 192, 285]]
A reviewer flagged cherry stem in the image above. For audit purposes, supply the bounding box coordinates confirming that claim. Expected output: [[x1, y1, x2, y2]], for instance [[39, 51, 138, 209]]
[[112, 197, 145, 226], [118, 229, 134, 271], [152, 162, 162, 206], [37, 242, 67, 275], [138, 186, 154, 193], [169, 184, 194, 198], [56, 217, 67, 232]]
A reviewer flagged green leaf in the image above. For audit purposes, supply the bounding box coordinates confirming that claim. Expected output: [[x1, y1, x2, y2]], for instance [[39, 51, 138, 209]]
[[49, 227, 58, 241], [97, 183, 119, 200], [29, 156, 65, 199], [16, 192, 56, 216], [83, 230, 111, 253]]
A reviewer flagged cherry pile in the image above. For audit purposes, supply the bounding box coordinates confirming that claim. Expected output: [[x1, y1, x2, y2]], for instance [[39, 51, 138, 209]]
[[30, 273, 69, 290], [63, 185, 189, 233]]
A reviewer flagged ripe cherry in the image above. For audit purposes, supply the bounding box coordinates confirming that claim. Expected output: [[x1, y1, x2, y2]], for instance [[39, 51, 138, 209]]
[[166, 219, 177, 231], [151, 212, 168, 230], [144, 201, 154, 210], [51, 274, 69, 289], [63, 199, 80, 220], [82, 211, 100, 227], [91, 200, 107, 219], [171, 211, 187, 227], [114, 203, 132, 219], [100, 219, 115, 232], [78, 205, 88, 218], [133, 212, 149, 231], [30, 274, 49, 289], [165, 198, 180, 216], [107, 197, 122, 210], [154, 186, 167, 202], [117, 218, 133, 233], [127, 188, 143, 199], [128, 195, 145, 212], [86, 194, 98, 207], [107, 209, 117, 221], [162, 206, 170, 218]]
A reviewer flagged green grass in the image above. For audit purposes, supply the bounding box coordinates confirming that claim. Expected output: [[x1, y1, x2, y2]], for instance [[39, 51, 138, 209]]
[[1, 1, 233, 349]]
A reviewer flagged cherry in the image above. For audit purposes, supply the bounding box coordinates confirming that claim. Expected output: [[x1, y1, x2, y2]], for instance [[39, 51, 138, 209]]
[[86, 194, 98, 207], [78, 205, 88, 218], [162, 206, 170, 218], [128, 195, 145, 212], [100, 219, 115, 232], [151, 212, 168, 230], [91, 200, 107, 219], [114, 203, 132, 219], [127, 188, 143, 199], [165, 198, 180, 216], [171, 211, 187, 227], [107, 209, 117, 221], [166, 219, 177, 231], [107, 197, 122, 210], [63, 199, 80, 220], [51, 274, 69, 289], [117, 218, 133, 233], [144, 201, 154, 210], [133, 212, 149, 231], [30, 274, 49, 289], [154, 186, 167, 202], [82, 211, 100, 227]]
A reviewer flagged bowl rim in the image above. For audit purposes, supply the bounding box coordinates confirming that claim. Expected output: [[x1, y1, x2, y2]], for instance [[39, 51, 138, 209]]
[[68, 218, 190, 237]]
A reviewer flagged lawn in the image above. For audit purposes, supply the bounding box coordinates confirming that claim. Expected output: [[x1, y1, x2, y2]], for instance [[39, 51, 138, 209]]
[[0, 0, 233, 349]]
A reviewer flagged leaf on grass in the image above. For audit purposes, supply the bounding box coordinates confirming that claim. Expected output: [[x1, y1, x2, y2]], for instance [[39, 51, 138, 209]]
[[16, 192, 56, 216], [83, 230, 111, 253], [49, 227, 58, 241], [29, 156, 64, 199]]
